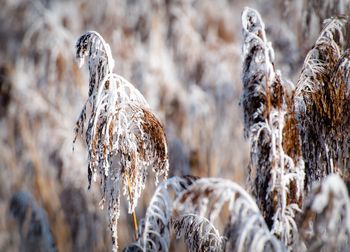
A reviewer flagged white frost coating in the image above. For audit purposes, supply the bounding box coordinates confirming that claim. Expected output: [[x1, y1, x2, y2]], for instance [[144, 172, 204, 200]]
[[242, 7, 276, 87], [173, 177, 285, 251], [296, 17, 346, 98], [124, 176, 196, 252], [76, 30, 115, 72], [175, 178, 260, 217], [241, 7, 305, 250], [74, 31, 169, 251], [173, 214, 224, 252]]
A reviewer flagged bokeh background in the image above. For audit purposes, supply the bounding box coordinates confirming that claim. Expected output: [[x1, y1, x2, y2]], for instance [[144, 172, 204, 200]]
[[0, 0, 339, 251]]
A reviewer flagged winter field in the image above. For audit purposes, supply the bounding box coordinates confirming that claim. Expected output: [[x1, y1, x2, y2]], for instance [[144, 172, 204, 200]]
[[0, 0, 350, 251]]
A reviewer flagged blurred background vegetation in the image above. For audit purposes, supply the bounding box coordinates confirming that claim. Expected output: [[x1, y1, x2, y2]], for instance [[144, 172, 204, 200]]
[[0, 0, 343, 251]]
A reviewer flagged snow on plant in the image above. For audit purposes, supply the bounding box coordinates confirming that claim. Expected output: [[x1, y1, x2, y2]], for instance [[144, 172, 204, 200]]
[[299, 174, 350, 251], [241, 7, 305, 248], [74, 31, 169, 251], [295, 16, 350, 191]]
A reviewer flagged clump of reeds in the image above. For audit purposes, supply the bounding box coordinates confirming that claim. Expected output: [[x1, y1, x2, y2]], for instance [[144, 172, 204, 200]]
[[241, 7, 305, 247], [81, 5, 350, 252], [74, 31, 169, 251], [296, 16, 350, 191], [72, 5, 350, 252]]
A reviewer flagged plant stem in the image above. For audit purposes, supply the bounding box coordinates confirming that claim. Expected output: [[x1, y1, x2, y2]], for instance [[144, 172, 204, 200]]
[[126, 173, 139, 240]]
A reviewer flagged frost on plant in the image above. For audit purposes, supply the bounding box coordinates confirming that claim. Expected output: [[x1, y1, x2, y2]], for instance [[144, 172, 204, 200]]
[[172, 214, 224, 252], [302, 0, 350, 38], [74, 31, 169, 251], [299, 174, 350, 251], [126, 177, 284, 251], [124, 176, 197, 252], [174, 178, 284, 252], [241, 7, 304, 247], [295, 16, 350, 191]]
